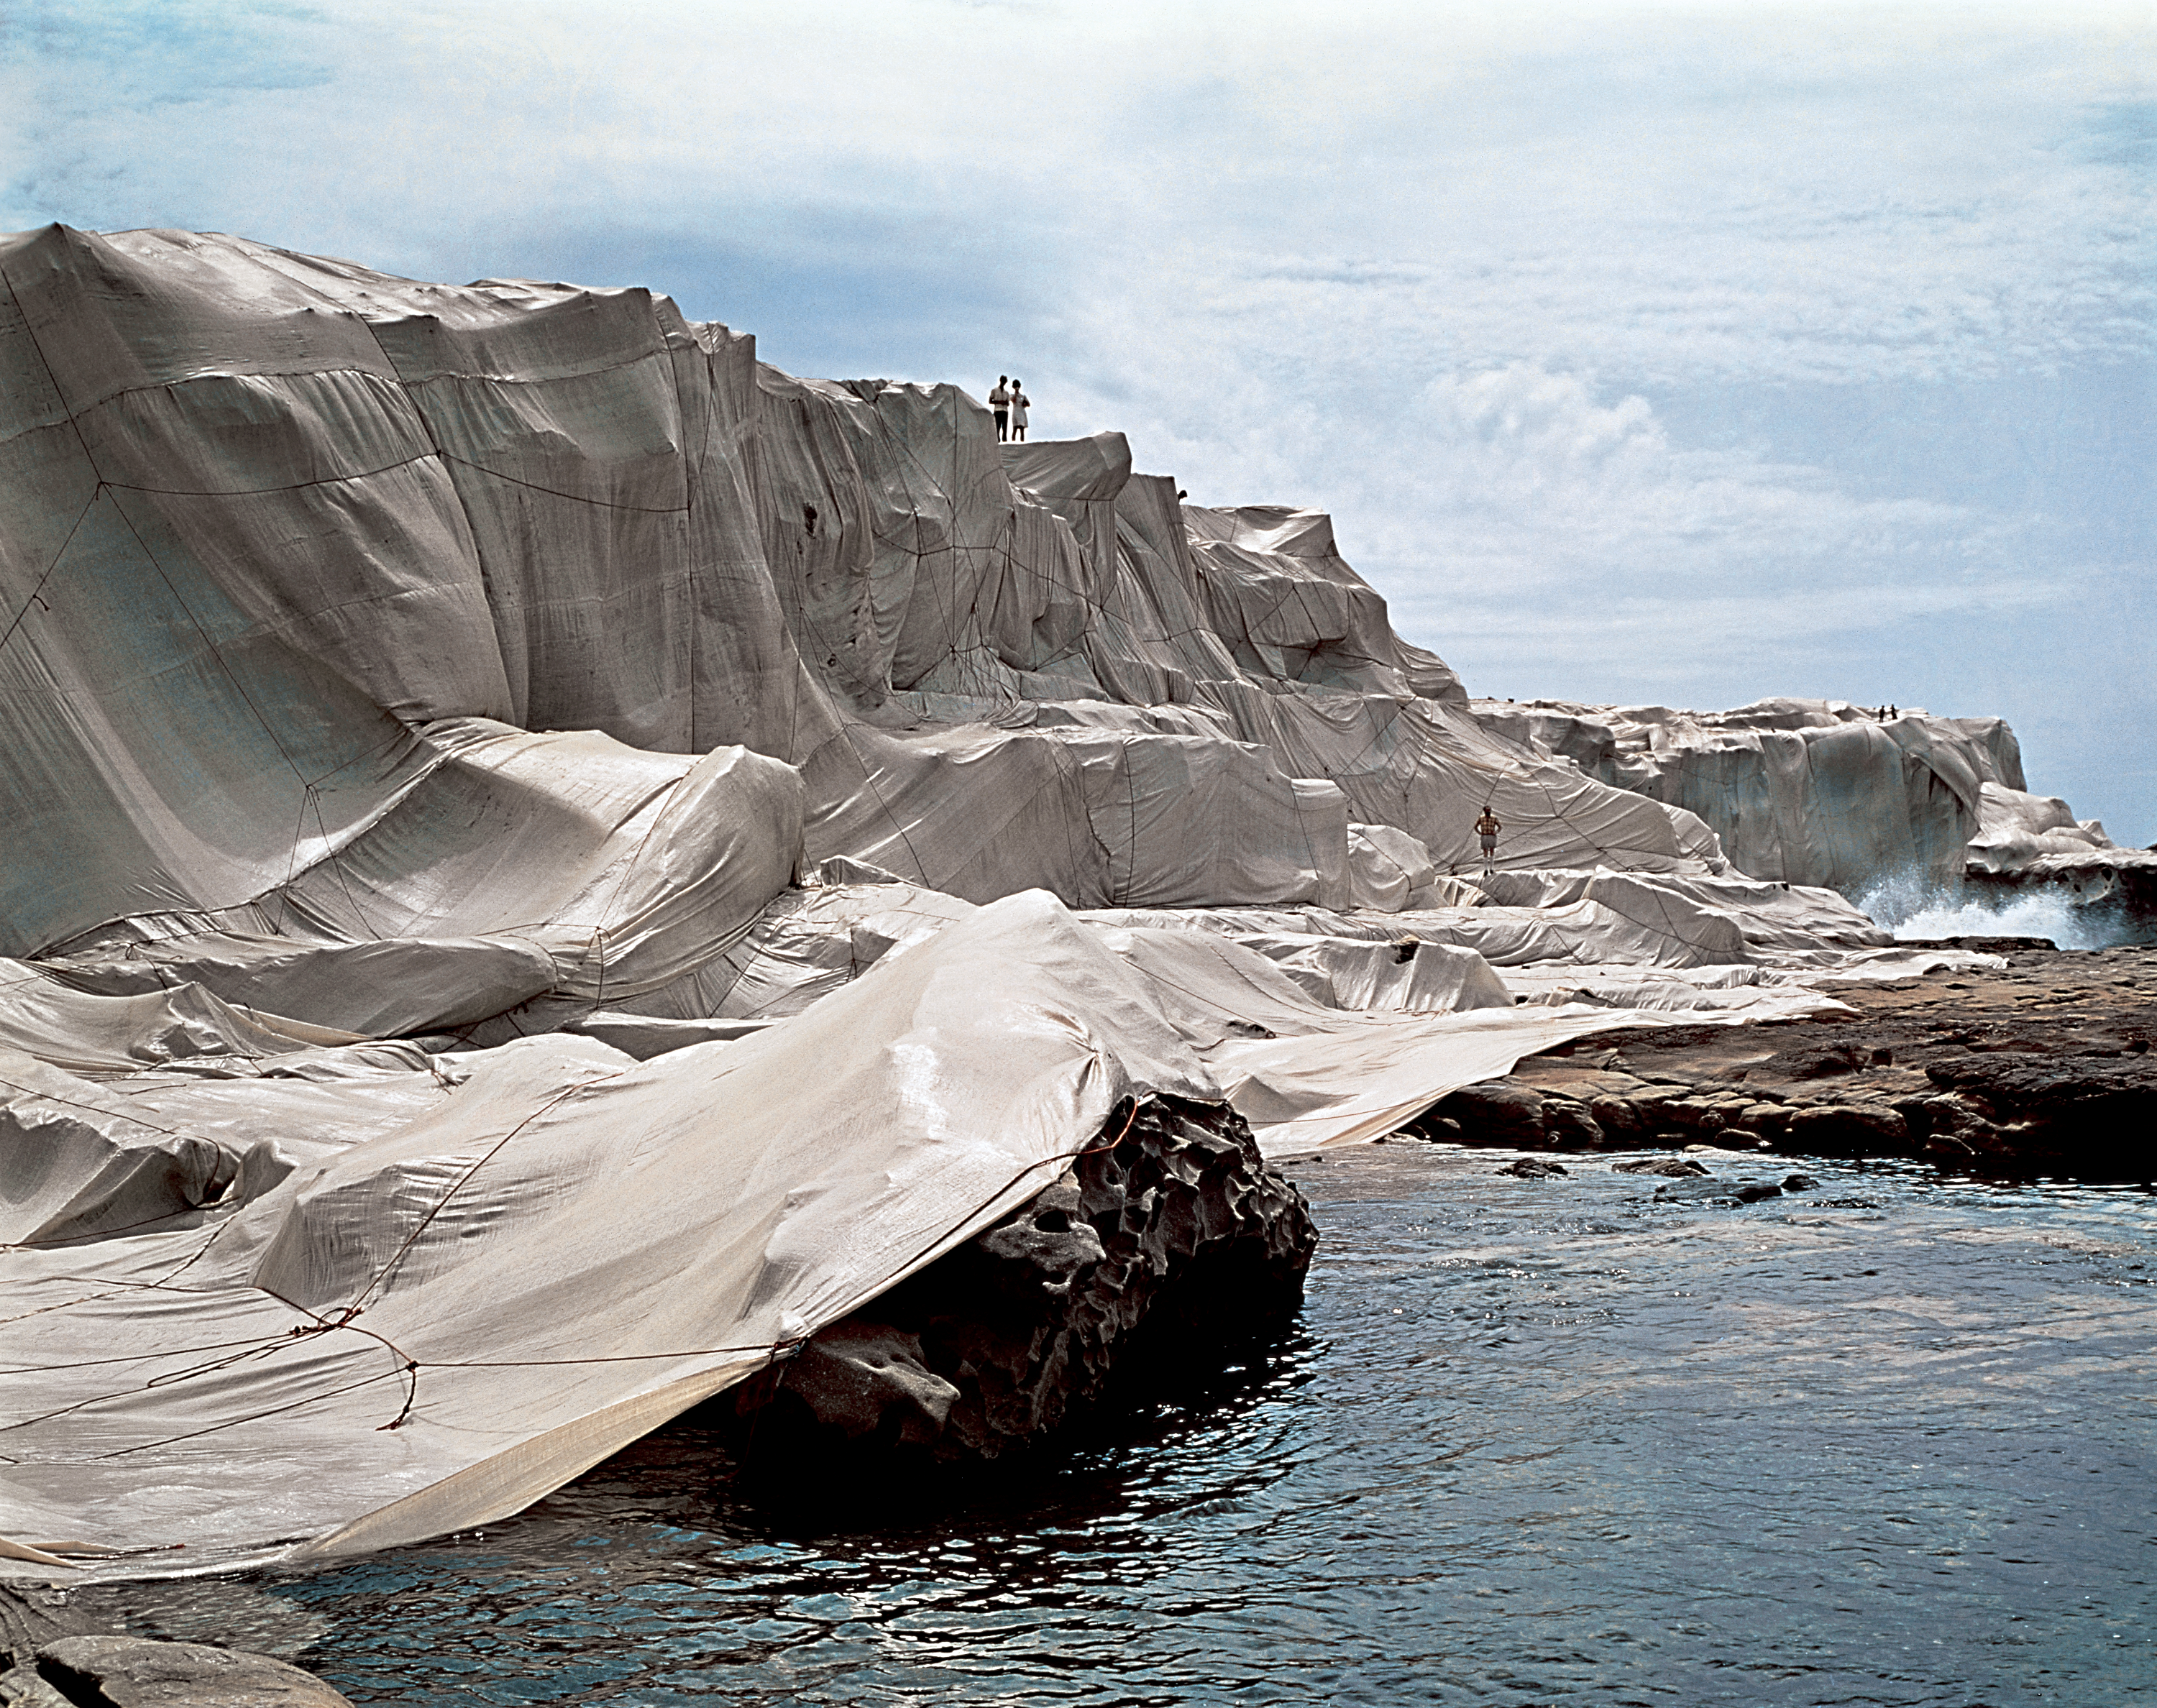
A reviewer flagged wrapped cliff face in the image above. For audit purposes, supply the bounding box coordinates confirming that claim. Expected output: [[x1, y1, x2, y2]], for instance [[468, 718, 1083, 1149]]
[[1961, 784, 2157, 929], [0, 224, 1730, 970], [1466, 699, 2151, 930], [0, 226, 2017, 1581], [1468, 697, 2030, 893]]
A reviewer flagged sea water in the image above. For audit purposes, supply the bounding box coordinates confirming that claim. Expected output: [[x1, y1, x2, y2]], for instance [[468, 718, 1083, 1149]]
[[109, 1148, 2156, 1707]]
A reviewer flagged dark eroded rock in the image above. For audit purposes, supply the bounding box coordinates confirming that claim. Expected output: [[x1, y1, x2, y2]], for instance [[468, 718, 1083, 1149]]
[[1767, 1042, 1871, 1080], [1496, 1157, 1568, 1178], [29, 1637, 351, 1707], [1539, 1100, 1605, 1147], [1585, 1096, 1649, 1144], [1896, 935, 2059, 952], [728, 1096, 1316, 1466], [1652, 1177, 1783, 1206], [1432, 1081, 1548, 1147], [764, 1321, 960, 1447], [1784, 1102, 1910, 1154], [1923, 1051, 2157, 1126], [1432, 947, 2157, 1180], [1611, 1157, 1711, 1177]]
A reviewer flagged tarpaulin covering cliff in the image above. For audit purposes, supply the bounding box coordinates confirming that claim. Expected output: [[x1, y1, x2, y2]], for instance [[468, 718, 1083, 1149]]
[[0, 228, 2018, 1579]]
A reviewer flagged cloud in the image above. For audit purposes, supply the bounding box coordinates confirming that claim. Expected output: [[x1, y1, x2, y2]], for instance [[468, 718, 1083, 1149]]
[[1263, 362, 2038, 643], [1385, 364, 1980, 571], [11, 3, 2149, 392]]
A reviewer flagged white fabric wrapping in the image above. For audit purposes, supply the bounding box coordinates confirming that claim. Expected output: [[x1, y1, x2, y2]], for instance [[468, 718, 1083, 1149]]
[[2, 894, 1841, 1576], [4, 224, 1730, 970], [1470, 697, 2025, 889], [1964, 780, 2119, 874]]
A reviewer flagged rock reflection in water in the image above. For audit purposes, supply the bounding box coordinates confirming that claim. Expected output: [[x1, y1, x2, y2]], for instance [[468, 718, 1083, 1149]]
[[117, 1148, 2153, 1706]]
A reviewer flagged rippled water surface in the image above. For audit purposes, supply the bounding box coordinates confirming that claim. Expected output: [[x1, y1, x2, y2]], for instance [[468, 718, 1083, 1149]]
[[114, 1148, 2156, 1705]]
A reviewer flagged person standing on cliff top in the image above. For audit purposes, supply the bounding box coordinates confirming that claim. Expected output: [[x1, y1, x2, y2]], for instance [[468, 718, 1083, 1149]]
[[989, 376, 1011, 441], [1009, 381, 1030, 442], [1475, 805, 1503, 873]]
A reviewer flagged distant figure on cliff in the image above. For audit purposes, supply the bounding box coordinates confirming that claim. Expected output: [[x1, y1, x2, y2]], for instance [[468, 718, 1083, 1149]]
[[989, 376, 1012, 441], [1475, 805, 1503, 872], [1009, 382, 1030, 442]]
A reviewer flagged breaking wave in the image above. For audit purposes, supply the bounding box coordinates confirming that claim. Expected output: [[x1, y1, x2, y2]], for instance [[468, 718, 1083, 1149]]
[[1855, 868, 2139, 950]]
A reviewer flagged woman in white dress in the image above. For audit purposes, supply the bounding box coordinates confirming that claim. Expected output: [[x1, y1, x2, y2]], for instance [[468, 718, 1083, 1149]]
[[1009, 382, 1030, 442]]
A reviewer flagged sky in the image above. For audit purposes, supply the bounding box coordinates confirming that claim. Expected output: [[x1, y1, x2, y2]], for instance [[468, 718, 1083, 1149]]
[[6, 0, 2153, 838]]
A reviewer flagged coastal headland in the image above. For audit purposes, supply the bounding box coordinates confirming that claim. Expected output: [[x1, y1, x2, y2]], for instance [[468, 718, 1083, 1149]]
[[1, 226, 2148, 1612]]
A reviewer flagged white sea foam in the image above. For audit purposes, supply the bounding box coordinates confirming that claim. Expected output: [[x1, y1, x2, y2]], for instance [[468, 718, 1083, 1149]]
[[1854, 868, 2131, 950]]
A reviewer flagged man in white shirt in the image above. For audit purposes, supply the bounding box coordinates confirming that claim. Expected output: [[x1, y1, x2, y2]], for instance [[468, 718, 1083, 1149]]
[[989, 377, 1011, 441]]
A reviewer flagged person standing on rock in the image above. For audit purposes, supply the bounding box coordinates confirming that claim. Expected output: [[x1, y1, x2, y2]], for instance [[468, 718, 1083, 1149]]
[[1475, 804, 1503, 873], [1009, 380, 1030, 442], [989, 376, 1012, 441]]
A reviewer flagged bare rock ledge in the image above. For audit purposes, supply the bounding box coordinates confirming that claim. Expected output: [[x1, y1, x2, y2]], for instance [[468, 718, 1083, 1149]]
[[1411, 944, 2156, 1180]]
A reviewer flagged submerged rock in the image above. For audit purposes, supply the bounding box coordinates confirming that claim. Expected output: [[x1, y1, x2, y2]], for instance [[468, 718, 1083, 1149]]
[[1611, 1156, 1711, 1177], [728, 1096, 1316, 1465], [1650, 1177, 1784, 1205], [19, 1637, 351, 1707]]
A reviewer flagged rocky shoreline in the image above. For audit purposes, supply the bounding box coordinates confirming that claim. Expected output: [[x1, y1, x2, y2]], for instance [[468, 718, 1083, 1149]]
[[6, 945, 2146, 1696], [1412, 940, 2156, 1181]]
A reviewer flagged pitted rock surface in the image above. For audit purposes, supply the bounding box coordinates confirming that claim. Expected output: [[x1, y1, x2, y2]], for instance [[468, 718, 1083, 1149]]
[[733, 1096, 1316, 1462]]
